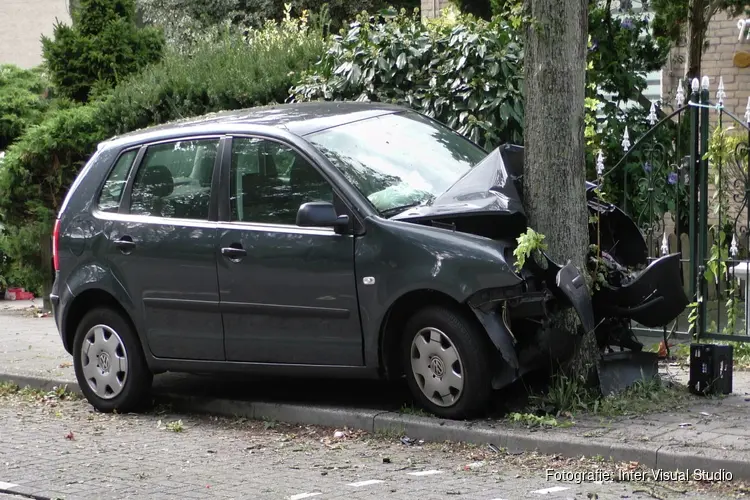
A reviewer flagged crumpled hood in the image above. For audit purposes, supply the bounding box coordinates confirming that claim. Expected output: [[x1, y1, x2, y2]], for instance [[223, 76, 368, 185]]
[[392, 147, 525, 222]]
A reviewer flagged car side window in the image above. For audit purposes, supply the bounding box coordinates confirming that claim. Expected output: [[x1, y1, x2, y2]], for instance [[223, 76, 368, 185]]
[[97, 149, 138, 212], [230, 137, 334, 225], [129, 139, 219, 220]]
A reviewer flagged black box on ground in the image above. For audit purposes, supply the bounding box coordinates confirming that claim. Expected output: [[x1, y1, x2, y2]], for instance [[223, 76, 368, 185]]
[[688, 343, 733, 396]]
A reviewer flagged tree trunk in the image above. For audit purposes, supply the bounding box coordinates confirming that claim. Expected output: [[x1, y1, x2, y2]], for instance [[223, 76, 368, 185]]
[[684, 0, 707, 82], [523, 0, 596, 375]]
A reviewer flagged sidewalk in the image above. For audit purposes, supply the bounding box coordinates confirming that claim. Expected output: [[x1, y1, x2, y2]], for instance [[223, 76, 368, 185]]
[[3, 307, 750, 480]]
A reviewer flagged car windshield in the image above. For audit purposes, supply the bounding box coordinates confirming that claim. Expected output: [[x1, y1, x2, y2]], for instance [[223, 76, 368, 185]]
[[306, 111, 488, 215]]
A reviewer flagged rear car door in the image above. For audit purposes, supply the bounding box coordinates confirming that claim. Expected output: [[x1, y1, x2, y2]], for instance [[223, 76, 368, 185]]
[[99, 136, 224, 360], [216, 136, 363, 365]]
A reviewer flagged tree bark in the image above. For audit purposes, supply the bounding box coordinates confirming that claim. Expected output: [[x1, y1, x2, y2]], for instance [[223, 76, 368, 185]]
[[523, 0, 596, 375], [684, 0, 707, 82]]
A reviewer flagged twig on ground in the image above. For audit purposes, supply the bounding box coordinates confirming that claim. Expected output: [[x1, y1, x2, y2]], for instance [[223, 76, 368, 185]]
[[632, 487, 665, 500]]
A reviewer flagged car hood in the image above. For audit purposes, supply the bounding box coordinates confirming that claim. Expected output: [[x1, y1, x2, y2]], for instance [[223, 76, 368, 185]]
[[392, 147, 525, 222]]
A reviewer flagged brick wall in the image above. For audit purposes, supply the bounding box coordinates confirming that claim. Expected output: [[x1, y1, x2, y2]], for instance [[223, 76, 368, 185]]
[[421, 0, 452, 19], [0, 0, 71, 69], [663, 12, 750, 120]]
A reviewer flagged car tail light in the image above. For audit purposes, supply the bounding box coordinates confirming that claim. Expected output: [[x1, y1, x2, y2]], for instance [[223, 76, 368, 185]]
[[52, 218, 61, 272]]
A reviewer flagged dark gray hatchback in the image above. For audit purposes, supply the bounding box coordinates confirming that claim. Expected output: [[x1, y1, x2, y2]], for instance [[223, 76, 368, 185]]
[[51, 102, 597, 419]]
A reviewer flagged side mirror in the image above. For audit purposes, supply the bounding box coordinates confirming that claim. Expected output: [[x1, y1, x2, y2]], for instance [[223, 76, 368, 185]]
[[296, 201, 350, 231]]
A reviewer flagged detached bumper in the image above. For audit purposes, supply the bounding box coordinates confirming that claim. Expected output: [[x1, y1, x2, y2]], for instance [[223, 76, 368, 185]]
[[593, 253, 688, 327]]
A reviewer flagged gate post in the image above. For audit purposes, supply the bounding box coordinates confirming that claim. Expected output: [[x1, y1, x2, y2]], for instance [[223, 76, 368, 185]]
[[697, 77, 711, 337], [688, 78, 700, 306]]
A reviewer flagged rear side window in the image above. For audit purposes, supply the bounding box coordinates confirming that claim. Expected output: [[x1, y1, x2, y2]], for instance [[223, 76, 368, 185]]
[[128, 139, 220, 220], [97, 149, 138, 213]]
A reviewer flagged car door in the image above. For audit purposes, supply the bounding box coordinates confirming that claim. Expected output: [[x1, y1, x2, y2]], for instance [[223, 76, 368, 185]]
[[101, 136, 225, 361], [216, 136, 363, 365]]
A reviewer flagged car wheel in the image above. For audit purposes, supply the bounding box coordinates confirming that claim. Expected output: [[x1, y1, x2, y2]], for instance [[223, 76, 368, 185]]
[[72, 307, 153, 413], [401, 305, 494, 419]]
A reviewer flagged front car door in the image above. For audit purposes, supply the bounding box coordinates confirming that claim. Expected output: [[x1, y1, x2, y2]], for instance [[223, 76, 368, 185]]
[[99, 136, 225, 360], [216, 136, 363, 365]]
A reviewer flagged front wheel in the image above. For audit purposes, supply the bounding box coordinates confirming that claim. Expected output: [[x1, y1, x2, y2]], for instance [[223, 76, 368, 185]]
[[401, 305, 494, 419], [72, 307, 153, 413]]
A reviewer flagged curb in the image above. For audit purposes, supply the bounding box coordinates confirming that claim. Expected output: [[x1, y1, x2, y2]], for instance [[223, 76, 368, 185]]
[[3, 373, 750, 480]]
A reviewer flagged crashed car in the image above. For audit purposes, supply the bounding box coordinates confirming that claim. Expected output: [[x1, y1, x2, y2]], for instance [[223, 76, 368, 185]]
[[499, 145, 689, 355], [50, 102, 688, 420]]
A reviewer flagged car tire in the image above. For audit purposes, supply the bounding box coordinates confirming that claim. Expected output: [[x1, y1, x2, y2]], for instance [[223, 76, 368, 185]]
[[401, 305, 494, 419], [72, 307, 153, 413]]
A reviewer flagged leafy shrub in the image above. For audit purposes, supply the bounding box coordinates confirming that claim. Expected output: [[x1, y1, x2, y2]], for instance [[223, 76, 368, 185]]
[[0, 65, 50, 150], [42, 0, 164, 102], [100, 9, 325, 135], [0, 12, 324, 292], [0, 102, 106, 225], [290, 7, 524, 149], [137, 0, 419, 48], [0, 220, 52, 295]]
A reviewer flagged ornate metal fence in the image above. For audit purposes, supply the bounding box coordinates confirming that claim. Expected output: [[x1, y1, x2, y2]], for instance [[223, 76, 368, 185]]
[[599, 76, 750, 342]]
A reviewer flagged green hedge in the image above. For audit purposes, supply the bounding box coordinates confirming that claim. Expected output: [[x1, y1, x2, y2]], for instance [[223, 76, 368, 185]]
[[100, 19, 325, 135], [0, 65, 51, 150], [0, 16, 326, 293]]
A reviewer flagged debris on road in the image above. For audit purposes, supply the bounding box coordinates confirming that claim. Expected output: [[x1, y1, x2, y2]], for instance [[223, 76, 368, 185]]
[[400, 436, 424, 446]]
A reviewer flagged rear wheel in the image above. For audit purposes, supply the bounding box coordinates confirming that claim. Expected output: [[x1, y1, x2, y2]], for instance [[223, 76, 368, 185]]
[[72, 307, 152, 413], [401, 305, 494, 419]]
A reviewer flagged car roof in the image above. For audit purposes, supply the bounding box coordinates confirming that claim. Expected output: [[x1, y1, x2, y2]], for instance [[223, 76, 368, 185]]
[[102, 101, 407, 150]]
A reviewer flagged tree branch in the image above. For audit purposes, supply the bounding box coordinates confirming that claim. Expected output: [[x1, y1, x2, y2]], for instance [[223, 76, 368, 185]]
[[705, 0, 723, 21]]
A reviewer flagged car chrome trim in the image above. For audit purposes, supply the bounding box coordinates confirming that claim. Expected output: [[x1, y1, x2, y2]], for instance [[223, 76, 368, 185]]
[[92, 210, 220, 229], [216, 220, 345, 237], [92, 209, 348, 237], [220, 301, 350, 318], [142, 298, 220, 312]]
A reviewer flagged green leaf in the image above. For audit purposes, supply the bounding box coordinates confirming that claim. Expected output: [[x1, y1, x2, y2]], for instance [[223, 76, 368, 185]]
[[396, 52, 407, 70]]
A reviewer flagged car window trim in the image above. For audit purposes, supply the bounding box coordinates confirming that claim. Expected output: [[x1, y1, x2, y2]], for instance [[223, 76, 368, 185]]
[[92, 145, 142, 215], [116, 146, 146, 215], [219, 134, 364, 232], [117, 134, 225, 220]]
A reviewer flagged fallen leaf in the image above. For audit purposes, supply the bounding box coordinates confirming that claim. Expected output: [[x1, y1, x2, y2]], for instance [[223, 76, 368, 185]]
[[65, 431, 75, 440]]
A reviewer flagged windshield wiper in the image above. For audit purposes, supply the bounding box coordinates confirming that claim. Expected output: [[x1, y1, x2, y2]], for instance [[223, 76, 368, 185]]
[[380, 203, 424, 218]]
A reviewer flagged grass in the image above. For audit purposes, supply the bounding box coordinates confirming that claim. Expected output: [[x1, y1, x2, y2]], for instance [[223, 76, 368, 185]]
[[0, 381, 79, 401], [166, 419, 184, 432], [594, 378, 694, 417], [399, 403, 431, 417], [157, 419, 185, 432], [524, 372, 695, 420], [507, 412, 574, 428]]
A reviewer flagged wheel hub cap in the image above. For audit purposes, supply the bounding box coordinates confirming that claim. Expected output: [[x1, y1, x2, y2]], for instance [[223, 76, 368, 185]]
[[410, 327, 464, 408], [80, 324, 129, 400], [428, 356, 445, 378], [97, 351, 111, 374]]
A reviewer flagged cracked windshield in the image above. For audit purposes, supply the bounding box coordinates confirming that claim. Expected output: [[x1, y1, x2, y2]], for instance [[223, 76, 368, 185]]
[[307, 111, 488, 216]]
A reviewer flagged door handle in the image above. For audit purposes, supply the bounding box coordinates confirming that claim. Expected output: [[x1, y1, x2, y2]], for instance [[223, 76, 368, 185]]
[[221, 245, 247, 259], [114, 236, 136, 253]]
